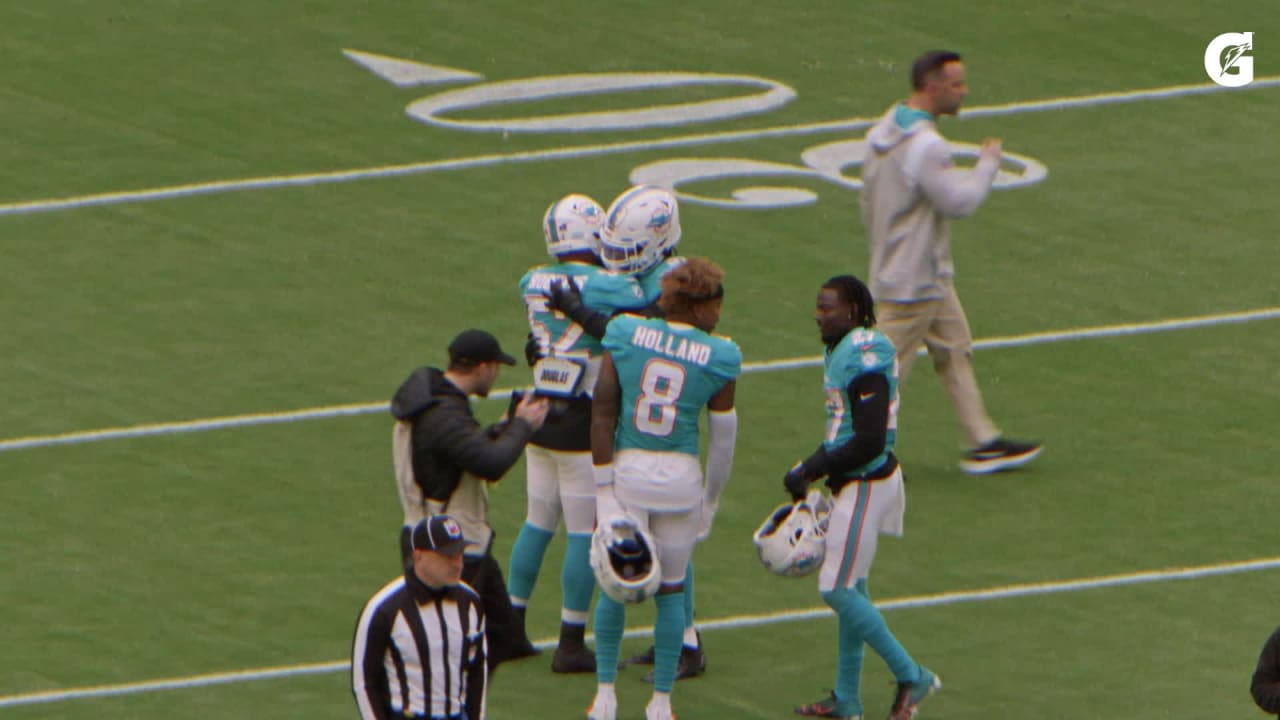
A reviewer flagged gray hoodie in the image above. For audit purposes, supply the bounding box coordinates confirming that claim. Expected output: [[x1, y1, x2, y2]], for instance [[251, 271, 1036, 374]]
[[861, 104, 1000, 303]]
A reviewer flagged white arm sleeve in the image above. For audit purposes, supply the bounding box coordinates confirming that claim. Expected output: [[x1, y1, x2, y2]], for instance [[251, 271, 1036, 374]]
[[703, 408, 738, 505], [913, 134, 1000, 219]]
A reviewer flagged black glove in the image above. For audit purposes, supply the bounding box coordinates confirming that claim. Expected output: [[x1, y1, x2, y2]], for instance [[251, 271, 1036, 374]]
[[524, 332, 543, 366], [546, 277, 610, 339], [546, 277, 586, 317], [783, 462, 811, 501]]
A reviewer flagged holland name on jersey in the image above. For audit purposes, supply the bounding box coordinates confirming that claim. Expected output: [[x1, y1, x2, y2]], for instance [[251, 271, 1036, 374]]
[[628, 324, 713, 366]]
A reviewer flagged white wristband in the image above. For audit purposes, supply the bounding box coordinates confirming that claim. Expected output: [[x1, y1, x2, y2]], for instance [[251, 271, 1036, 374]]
[[593, 463, 615, 489]]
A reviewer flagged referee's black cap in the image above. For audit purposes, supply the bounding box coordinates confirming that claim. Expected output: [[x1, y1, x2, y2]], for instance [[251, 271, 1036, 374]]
[[448, 329, 517, 367], [411, 514, 470, 556]]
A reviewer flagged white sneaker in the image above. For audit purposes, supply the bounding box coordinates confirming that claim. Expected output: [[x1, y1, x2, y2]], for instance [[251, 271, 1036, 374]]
[[587, 687, 617, 720], [645, 693, 675, 720]]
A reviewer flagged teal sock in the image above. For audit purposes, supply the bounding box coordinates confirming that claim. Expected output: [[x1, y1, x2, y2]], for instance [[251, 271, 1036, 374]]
[[823, 587, 866, 713], [823, 585, 917, 686], [562, 532, 594, 614], [651, 592, 686, 692], [682, 561, 696, 642], [507, 523, 554, 603], [593, 594, 625, 684]]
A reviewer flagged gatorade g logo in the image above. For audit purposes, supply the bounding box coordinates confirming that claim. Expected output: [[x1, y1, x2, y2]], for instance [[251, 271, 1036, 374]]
[[1204, 32, 1254, 87]]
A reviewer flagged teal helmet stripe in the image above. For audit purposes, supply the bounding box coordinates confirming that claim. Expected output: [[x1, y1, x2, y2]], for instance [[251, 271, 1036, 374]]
[[545, 197, 563, 246]]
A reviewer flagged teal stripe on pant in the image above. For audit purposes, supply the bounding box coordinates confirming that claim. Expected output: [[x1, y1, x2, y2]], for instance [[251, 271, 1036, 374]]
[[507, 522, 554, 603], [834, 483, 871, 590]]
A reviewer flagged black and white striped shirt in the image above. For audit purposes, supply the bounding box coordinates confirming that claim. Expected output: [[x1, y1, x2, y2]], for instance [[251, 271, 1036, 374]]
[[352, 571, 487, 720]]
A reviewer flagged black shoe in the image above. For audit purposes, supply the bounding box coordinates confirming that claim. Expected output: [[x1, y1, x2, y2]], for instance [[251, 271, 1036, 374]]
[[794, 690, 858, 719], [507, 639, 543, 661], [626, 645, 655, 666], [641, 643, 706, 683], [551, 646, 596, 674], [959, 437, 1043, 475]]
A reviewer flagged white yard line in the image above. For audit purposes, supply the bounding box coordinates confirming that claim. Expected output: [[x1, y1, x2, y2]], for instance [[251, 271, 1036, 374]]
[[1, 306, 1276, 453], [2, 555, 1275, 708], [0, 77, 1275, 217]]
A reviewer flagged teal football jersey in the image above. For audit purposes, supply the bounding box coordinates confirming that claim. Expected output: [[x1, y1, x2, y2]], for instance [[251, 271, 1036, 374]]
[[822, 328, 899, 475], [520, 262, 647, 361], [636, 256, 685, 304], [604, 314, 742, 455]]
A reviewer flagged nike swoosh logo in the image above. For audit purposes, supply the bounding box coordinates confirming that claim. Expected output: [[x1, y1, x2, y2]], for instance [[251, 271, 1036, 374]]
[[859, 392, 875, 402]]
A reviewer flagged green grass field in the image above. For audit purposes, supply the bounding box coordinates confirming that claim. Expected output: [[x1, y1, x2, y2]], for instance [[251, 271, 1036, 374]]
[[3, 2, 1278, 718]]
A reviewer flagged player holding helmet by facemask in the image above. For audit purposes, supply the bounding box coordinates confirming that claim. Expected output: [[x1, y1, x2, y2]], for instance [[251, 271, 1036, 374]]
[[776, 274, 940, 720], [586, 253, 740, 720]]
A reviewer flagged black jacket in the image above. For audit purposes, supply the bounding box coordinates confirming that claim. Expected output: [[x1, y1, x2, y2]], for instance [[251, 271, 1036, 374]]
[[1254, 626, 1280, 714], [390, 367, 533, 503]]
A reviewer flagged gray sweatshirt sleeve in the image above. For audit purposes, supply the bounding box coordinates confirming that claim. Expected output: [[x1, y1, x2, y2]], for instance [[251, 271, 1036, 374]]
[[915, 134, 1000, 219]]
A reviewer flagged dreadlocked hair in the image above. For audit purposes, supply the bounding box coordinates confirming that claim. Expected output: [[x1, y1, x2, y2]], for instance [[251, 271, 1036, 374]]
[[822, 275, 877, 328], [657, 257, 725, 316]]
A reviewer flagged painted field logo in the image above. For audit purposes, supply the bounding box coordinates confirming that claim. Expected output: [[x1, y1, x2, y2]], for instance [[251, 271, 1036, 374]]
[[1204, 32, 1254, 87]]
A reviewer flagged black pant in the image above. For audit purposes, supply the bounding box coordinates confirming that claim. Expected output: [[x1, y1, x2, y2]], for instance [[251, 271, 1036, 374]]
[[462, 552, 530, 671]]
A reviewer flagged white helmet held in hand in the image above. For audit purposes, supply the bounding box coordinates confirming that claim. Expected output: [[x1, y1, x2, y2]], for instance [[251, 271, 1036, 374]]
[[543, 193, 605, 259], [590, 515, 662, 604], [598, 185, 681, 274], [753, 489, 831, 578]]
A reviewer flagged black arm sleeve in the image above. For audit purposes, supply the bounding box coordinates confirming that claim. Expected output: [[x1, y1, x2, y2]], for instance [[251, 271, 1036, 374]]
[[803, 372, 891, 478], [1252, 627, 1280, 713]]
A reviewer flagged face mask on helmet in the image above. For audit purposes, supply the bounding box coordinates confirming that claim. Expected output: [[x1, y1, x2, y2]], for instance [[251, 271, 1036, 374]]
[[590, 515, 662, 603], [543, 193, 605, 260], [599, 185, 681, 274], [753, 489, 831, 578]]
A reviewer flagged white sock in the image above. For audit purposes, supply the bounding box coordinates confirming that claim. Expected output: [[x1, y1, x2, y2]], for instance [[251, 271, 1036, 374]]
[[682, 626, 699, 648]]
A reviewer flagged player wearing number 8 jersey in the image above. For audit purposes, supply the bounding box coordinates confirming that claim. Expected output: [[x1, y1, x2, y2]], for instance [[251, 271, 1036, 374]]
[[508, 194, 648, 674], [586, 257, 740, 720]]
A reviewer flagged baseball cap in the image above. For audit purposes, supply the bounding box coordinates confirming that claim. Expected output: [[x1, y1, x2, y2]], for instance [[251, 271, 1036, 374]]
[[448, 329, 517, 366], [411, 514, 471, 556]]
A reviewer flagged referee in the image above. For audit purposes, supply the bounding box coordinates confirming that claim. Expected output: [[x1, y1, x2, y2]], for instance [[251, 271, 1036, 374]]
[[352, 514, 487, 720]]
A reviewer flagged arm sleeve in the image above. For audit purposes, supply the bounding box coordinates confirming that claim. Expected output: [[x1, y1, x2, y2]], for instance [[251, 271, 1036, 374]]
[[803, 373, 891, 477], [413, 403, 534, 483], [1252, 627, 1280, 713], [352, 605, 393, 720], [703, 408, 738, 505], [915, 135, 1000, 219]]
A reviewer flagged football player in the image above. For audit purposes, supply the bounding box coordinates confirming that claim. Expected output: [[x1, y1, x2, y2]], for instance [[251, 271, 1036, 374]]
[[782, 275, 941, 720], [586, 256, 740, 720], [547, 186, 708, 682], [507, 194, 648, 674]]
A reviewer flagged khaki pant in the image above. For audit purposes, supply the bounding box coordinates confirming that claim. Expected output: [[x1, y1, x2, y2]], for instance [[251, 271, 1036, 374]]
[[877, 282, 1000, 448]]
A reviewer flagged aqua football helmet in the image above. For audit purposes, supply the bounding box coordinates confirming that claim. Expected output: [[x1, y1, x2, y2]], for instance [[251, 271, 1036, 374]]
[[543, 193, 605, 259], [753, 489, 831, 578], [590, 514, 662, 604], [599, 185, 681, 274]]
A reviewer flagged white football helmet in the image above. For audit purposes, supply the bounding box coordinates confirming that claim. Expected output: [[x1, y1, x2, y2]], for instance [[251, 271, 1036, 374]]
[[753, 489, 831, 578], [590, 515, 662, 604], [598, 185, 681, 274], [543, 193, 605, 259]]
